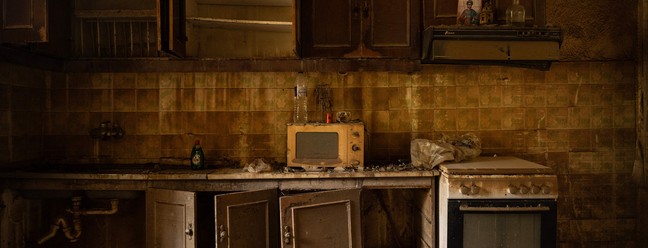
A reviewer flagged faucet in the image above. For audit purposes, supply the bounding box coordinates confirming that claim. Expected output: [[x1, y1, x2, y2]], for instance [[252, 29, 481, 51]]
[[90, 121, 125, 140]]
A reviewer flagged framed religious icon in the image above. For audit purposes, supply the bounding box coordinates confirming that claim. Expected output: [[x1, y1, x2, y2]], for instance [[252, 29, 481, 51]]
[[457, 0, 482, 25]]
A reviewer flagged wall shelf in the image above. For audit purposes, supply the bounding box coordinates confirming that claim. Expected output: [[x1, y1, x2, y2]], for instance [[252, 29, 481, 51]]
[[187, 17, 291, 32]]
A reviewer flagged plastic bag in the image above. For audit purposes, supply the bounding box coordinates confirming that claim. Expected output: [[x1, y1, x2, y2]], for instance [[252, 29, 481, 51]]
[[242, 158, 272, 173], [410, 133, 482, 169]]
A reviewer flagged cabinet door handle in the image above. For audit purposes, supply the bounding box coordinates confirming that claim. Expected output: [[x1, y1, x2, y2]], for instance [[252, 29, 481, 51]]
[[185, 223, 194, 240], [218, 225, 227, 243], [283, 225, 292, 244]]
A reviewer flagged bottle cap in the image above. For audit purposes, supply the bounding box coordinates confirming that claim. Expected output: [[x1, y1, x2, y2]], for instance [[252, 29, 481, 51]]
[[195, 140, 200, 145]]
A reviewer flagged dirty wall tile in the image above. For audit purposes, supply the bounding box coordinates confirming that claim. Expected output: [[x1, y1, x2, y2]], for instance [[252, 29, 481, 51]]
[[205, 112, 231, 134], [389, 110, 412, 132], [501, 108, 525, 130], [159, 73, 182, 88], [499, 67, 526, 85], [248, 134, 274, 150], [68, 73, 92, 89], [159, 111, 185, 134], [410, 86, 435, 109], [546, 84, 575, 107], [50, 72, 67, 89], [227, 88, 250, 111], [613, 84, 635, 106], [0, 112, 8, 136], [249, 111, 277, 134], [227, 112, 250, 135], [159, 88, 180, 111], [137, 89, 159, 112], [614, 128, 635, 148], [363, 111, 390, 133], [477, 65, 504, 85], [0, 85, 8, 111], [361, 72, 390, 87], [523, 68, 546, 84], [524, 108, 547, 130], [591, 107, 613, 128], [456, 109, 479, 131], [501, 85, 523, 107], [136, 135, 161, 158], [250, 88, 290, 111], [545, 107, 569, 129], [568, 129, 594, 152], [545, 130, 570, 152], [568, 152, 615, 174], [137, 73, 159, 89], [523, 85, 546, 107], [184, 112, 207, 134], [592, 129, 614, 151], [545, 152, 570, 174], [113, 89, 136, 112], [90, 89, 112, 112], [362, 87, 391, 110], [410, 109, 434, 132], [545, 63, 568, 85], [49, 89, 67, 111], [0, 136, 8, 164], [479, 85, 502, 107], [478, 108, 502, 130], [433, 109, 457, 131], [205, 88, 228, 111], [454, 66, 479, 86], [113, 73, 136, 89], [182, 88, 206, 111], [343, 87, 363, 110], [134, 112, 159, 135], [525, 130, 548, 154], [12, 86, 44, 111], [433, 86, 457, 108], [11, 111, 42, 136], [389, 87, 410, 110], [613, 106, 634, 129], [91, 73, 112, 89], [568, 107, 592, 129], [455, 86, 480, 107]]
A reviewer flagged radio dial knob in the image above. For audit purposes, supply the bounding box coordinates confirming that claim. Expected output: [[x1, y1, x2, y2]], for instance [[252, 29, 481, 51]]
[[352, 132, 360, 138], [541, 185, 551, 194], [352, 145, 361, 151], [519, 185, 529, 194], [531, 184, 541, 194], [507, 185, 519, 194], [460, 185, 471, 195], [470, 184, 480, 195], [350, 160, 360, 166]]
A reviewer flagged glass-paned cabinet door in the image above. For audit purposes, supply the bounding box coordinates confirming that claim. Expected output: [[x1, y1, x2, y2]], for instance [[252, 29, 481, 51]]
[[146, 188, 196, 248], [280, 188, 362, 248], [0, 0, 47, 43]]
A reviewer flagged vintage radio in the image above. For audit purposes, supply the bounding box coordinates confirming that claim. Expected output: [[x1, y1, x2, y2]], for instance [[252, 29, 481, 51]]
[[286, 122, 364, 171]]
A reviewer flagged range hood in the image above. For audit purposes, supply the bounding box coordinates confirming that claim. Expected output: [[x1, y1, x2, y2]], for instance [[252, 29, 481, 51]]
[[421, 26, 562, 70]]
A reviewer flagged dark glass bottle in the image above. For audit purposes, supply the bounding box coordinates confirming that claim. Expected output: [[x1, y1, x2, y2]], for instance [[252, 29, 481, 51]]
[[190, 140, 205, 170]]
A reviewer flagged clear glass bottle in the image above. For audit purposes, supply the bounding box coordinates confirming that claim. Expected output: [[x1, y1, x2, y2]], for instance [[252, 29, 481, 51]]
[[294, 73, 308, 123], [506, 0, 526, 27]]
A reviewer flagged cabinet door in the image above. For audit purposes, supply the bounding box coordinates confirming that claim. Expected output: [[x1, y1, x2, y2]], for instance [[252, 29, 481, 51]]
[[299, 0, 359, 57], [146, 188, 196, 248], [0, 0, 47, 43], [365, 0, 420, 58], [280, 189, 362, 248], [215, 188, 279, 248], [158, 0, 186, 57]]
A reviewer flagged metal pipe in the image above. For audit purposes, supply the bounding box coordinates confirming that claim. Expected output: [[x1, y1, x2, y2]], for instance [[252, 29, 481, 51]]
[[37, 198, 119, 244]]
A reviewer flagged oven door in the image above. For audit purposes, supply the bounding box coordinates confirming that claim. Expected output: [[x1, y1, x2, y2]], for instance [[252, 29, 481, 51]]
[[447, 199, 556, 248]]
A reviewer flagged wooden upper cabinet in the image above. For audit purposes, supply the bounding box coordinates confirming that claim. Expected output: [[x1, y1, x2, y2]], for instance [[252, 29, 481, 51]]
[[298, 0, 420, 58], [0, 0, 48, 43], [423, 0, 546, 27], [158, 0, 187, 57]]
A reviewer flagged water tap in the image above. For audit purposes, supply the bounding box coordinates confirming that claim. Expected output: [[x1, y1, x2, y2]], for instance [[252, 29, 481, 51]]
[[90, 121, 125, 140]]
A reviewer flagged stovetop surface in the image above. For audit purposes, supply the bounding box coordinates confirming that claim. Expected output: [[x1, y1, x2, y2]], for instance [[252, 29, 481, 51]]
[[439, 156, 554, 175]]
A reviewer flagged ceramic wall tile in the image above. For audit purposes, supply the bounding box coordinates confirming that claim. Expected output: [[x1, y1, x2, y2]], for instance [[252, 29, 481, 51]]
[[501, 85, 524, 107], [205, 111, 231, 134], [433, 86, 457, 108], [410, 109, 434, 132], [113, 89, 136, 112], [137, 89, 159, 111], [433, 109, 457, 131], [137, 73, 159, 89], [546, 84, 576, 107], [456, 108, 479, 131], [479, 108, 503, 130], [113, 73, 136, 89], [479, 85, 502, 107], [410, 86, 434, 109]]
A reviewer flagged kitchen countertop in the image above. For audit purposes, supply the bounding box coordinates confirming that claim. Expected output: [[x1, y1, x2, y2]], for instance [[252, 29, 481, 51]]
[[0, 165, 439, 192]]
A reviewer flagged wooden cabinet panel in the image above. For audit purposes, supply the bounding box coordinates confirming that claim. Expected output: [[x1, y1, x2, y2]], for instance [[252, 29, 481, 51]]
[[146, 188, 196, 248], [423, 0, 546, 27], [299, 0, 419, 58], [158, 0, 186, 57], [280, 189, 362, 248], [0, 0, 47, 43], [215, 188, 279, 248]]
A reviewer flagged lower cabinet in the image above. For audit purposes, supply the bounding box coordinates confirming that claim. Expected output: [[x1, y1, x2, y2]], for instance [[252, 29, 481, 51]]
[[146, 188, 433, 248]]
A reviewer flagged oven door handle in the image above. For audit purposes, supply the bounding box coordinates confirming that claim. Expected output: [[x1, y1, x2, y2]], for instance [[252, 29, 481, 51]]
[[459, 205, 551, 212]]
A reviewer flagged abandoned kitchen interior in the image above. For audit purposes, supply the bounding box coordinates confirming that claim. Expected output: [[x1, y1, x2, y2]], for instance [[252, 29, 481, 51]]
[[1, 0, 647, 247]]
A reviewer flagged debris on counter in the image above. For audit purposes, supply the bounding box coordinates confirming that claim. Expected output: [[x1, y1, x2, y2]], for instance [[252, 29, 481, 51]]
[[242, 158, 273, 173], [410, 133, 482, 169]]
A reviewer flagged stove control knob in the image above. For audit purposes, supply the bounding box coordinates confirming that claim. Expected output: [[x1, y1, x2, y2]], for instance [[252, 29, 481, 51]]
[[519, 185, 530, 194], [470, 184, 480, 195], [531, 184, 541, 194], [460, 185, 471, 195], [507, 185, 519, 194], [541, 185, 552, 194]]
